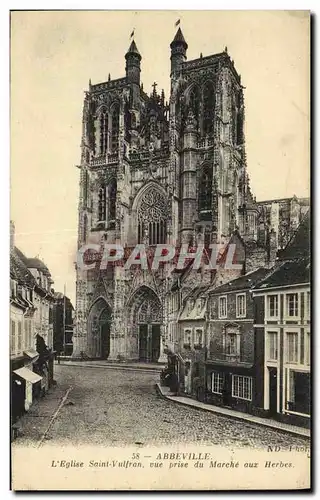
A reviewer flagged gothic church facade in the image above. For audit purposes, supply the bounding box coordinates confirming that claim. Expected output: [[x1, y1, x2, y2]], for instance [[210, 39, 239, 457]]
[[73, 29, 306, 361]]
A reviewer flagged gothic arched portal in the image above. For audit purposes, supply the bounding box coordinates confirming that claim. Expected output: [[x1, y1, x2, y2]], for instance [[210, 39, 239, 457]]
[[87, 297, 112, 359], [127, 286, 163, 362]]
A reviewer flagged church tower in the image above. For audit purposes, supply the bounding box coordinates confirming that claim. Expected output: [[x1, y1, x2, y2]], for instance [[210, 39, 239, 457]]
[[170, 27, 188, 76], [73, 29, 256, 362]]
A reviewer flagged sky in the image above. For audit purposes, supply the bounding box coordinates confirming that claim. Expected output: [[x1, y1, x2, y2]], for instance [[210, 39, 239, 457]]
[[10, 10, 310, 305]]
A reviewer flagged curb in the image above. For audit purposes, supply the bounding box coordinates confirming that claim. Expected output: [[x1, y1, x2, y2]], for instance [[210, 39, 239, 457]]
[[155, 384, 310, 439], [56, 362, 164, 373]]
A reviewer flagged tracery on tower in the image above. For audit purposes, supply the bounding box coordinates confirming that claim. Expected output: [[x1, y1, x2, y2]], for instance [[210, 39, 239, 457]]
[[199, 164, 213, 220], [99, 107, 108, 154], [108, 179, 117, 227], [98, 186, 106, 223], [110, 103, 120, 153], [202, 81, 215, 136]]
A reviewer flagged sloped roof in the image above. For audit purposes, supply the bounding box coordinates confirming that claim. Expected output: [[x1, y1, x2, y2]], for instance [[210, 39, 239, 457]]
[[26, 257, 51, 276], [208, 267, 270, 295], [170, 27, 188, 48], [253, 258, 310, 290], [14, 247, 51, 276], [10, 249, 36, 288], [126, 40, 141, 57]]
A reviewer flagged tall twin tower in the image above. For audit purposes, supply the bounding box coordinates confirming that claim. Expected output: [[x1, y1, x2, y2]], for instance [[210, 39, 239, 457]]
[[73, 28, 259, 361]]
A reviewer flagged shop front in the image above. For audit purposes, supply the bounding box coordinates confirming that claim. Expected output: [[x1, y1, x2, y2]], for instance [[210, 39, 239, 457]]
[[205, 362, 257, 414], [12, 366, 42, 413]]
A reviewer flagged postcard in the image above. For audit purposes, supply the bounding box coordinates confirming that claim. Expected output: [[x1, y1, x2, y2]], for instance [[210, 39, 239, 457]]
[[10, 10, 310, 491]]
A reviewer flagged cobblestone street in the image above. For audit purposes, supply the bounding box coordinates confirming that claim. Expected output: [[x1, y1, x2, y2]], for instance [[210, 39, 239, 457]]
[[13, 364, 310, 450]]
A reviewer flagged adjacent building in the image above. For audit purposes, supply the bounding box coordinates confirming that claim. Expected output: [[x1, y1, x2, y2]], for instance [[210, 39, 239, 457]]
[[253, 212, 310, 427], [52, 292, 75, 356], [256, 196, 310, 250], [10, 243, 40, 422], [205, 268, 269, 413], [10, 222, 56, 424]]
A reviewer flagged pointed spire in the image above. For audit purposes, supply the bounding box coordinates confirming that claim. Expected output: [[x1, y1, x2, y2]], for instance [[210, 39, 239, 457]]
[[126, 39, 141, 57], [125, 38, 142, 84], [108, 73, 111, 82], [170, 27, 188, 75], [170, 27, 188, 49], [161, 89, 165, 106]]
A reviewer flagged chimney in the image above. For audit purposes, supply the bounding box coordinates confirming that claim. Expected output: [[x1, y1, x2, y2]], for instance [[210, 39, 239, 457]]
[[268, 229, 278, 268], [10, 221, 15, 250]]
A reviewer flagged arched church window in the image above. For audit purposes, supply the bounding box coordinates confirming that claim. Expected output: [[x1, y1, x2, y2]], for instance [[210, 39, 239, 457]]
[[111, 104, 120, 152], [199, 165, 213, 219], [98, 186, 106, 222], [137, 186, 168, 245], [203, 81, 214, 135], [99, 110, 108, 155], [108, 179, 117, 222]]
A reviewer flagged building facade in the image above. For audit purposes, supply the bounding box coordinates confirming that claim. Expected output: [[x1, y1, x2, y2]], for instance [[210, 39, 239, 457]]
[[74, 29, 309, 361], [253, 212, 310, 427], [53, 292, 75, 356], [205, 268, 269, 413], [10, 222, 56, 424], [10, 245, 40, 422]]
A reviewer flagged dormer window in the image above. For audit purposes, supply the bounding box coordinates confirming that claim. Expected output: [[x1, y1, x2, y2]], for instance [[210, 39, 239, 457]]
[[10, 279, 16, 298], [183, 328, 192, 348]]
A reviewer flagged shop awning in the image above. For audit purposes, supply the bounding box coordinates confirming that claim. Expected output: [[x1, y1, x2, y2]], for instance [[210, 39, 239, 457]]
[[23, 349, 39, 361], [13, 367, 42, 384]]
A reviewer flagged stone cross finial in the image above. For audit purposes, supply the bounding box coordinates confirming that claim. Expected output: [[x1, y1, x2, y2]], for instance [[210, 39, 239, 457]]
[[152, 82, 157, 96]]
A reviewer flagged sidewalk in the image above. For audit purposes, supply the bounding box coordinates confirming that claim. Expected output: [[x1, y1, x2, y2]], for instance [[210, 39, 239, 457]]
[[56, 359, 165, 372], [12, 382, 72, 447], [156, 383, 310, 439]]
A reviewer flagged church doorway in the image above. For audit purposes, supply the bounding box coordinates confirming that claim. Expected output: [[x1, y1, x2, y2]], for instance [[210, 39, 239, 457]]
[[128, 286, 163, 363], [138, 324, 161, 362], [88, 298, 112, 359], [139, 325, 148, 361]]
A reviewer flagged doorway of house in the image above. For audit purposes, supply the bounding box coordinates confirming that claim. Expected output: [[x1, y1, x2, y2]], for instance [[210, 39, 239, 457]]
[[269, 368, 278, 416]]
